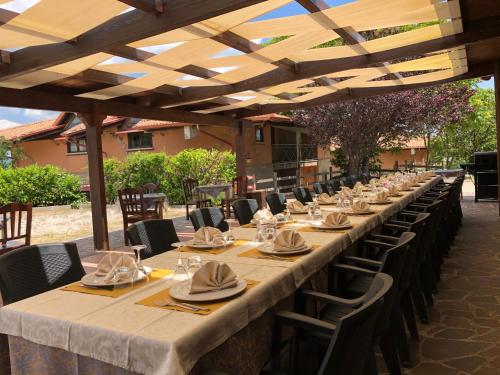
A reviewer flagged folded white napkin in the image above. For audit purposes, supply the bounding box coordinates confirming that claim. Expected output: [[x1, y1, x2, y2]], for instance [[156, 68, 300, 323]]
[[369, 178, 379, 186], [340, 186, 352, 195], [95, 253, 137, 283], [324, 212, 350, 226], [253, 208, 274, 221], [287, 201, 305, 211], [399, 181, 411, 190], [189, 261, 238, 294], [274, 229, 306, 252], [193, 227, 223, 245], [354, 181, 364, 189], [387, 184, 400, 196], [352, 200, 371, 212], [373, 191, 389, 202], [317, 193, 336, 204]]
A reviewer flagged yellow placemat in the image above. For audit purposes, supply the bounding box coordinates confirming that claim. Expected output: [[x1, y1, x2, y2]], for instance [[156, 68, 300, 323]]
[[241, 220, 296, 229], [177, 240, 248, 255], [298, 225, 354, 233], [237, 244, 320, 262], [136, 279, 260, 315], [61, 269, 173, 298]]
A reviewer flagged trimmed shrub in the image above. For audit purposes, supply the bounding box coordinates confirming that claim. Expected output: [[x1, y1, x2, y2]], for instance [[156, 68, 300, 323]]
[[0, 165, 86, 207], [103, 158, 124, 204]]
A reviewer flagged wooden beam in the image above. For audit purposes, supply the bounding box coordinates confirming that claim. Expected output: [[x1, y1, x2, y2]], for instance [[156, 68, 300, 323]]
[[494, 61, 500, 215], [80, 110, 109, 251], [236, 64, 492, 117], [235, 120, 250, 177], [154, 16, 500, 108], [117, 0, 163, 13], [0, 0, 266, 81], [0, 86, 239, 127]]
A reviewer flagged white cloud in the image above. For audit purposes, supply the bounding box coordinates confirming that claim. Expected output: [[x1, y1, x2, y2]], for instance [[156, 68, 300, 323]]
[[22, 109, 57, 120], [0, 0, 40, 13], [138, 42, 184, 54]]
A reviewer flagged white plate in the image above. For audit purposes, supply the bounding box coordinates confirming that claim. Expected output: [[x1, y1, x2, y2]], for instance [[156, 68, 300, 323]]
[[250, 218, 289, 225], [81, 270, 147, 287], [289, 209, 308, 214], [341, 208, 374, 215], [318, 201, 337, 205], [172, 240, 234, 249], [367, 199, 392, 204], [169, 279, 247, 302], [309, 222, 352, 230], [257, 243, 312, 255]]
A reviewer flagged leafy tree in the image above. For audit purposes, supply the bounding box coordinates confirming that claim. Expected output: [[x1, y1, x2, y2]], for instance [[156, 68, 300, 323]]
[[0, 136, 24, 168], [431, 88, 496, 168]]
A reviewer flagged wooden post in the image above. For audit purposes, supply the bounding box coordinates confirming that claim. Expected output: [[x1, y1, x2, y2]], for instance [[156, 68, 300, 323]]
[[494, 62, 500, 215], [79, 110, 109, 250], [296, 130, 301, 185], [235, 120, 248, 177]]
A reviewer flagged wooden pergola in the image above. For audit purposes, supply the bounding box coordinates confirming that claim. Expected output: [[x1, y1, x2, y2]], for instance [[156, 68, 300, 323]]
[[0, 0, 499, 249]]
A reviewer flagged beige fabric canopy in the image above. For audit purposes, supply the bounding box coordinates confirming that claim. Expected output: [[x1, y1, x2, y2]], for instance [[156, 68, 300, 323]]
[[0, 0, 482, 119]]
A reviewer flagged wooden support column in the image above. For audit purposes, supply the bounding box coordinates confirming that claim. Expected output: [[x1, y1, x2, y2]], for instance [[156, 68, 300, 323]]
[[79, 110, 109, 250], [296, 130, 302, 185], [495, 62, 500, 216], [235, 120, 249, 177]]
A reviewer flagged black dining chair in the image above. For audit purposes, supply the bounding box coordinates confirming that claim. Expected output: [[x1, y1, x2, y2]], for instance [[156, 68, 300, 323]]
[[269, 273, 393, 375], [266, 192, 287, 215], [292, 187, 313, 205], [232, 199, 259, 226], [189, 207, 229, 232], [0, 243, 85, 305], [312, 182, 328, 195], [126, 219, 179, 259], [326, 179, 340, 195]]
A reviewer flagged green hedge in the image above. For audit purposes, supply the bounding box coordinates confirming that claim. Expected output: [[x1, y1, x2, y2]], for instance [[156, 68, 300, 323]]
[[104, 149, 236, 205], [0, 165, 86, 207]]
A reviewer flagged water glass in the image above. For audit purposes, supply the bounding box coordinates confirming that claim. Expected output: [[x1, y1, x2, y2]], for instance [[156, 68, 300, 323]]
[[264, 227, 276, 249], [187, 256, 203, 277], [225, 228, 235, 242], [313, 208, 323, 222], [213, 234, 227, 247], [283, 208, 291, 221]]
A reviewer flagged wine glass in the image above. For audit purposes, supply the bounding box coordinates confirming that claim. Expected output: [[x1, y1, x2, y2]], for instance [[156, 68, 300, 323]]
[[187, 256, 203, 277], [264, 227, 276, 250], [213, 234, 227, 247], [225, 227, 235, 243], [172, 254, 189, 281], [131, 245, 147, 272], [283, 208, 291, 222], [313, 207, 323, 222]]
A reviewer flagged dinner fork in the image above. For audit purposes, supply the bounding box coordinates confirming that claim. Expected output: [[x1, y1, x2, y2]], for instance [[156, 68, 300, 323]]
[[154, 299, 209, 311]]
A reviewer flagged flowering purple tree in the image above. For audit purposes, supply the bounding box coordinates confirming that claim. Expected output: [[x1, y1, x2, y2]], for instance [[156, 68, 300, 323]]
[[292, 82, 474, 174]]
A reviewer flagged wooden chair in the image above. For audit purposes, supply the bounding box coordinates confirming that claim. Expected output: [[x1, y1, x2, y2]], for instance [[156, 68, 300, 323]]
[[221, 176, 248, 218], [0, 203, 32, 254], [141, 182, 163, 216], [118, 188, 160, 245], [182, 178, 211, 220]]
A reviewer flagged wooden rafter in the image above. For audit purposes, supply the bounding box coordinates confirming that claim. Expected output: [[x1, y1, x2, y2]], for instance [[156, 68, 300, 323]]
[[117, 0, 164, 13], [0, 0, 266, 81]]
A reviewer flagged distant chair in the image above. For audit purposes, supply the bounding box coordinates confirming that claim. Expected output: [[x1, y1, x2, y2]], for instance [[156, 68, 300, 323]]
[[0, 202, 32, 254], [141, 182, 162, 214], [189, 207, 229, 232], [326, 179, 341, 195], [182, 178, 211, 220], [292, 187, 313, 205], [232, 199, 259, 226], [266, 192, 287, 215], [126, 219, 179, 259], [221, 176, 248, 218], [312, 182, 328, 195], [118, 188, 160, 245], [0, 242, 85, 305]]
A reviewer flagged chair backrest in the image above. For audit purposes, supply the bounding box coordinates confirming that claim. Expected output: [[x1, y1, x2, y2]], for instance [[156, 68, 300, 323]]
[[182, 178, 199, 202], [312, 182, 328, 195], [141, 182, 159, 194], [232, 199, 259, 225], [318, 273, 393, 375], [0, 243, 85, 305], [292, 187, 313, 205], [118, 188, 146, 216], [0, 203, 32, 249], [378, 232, 415, 287], [232, 176, 248, 197], [326, 179, 340, 195], [126, 219, 179, 259], [266, 192, 287, 215], [189, 207, 229, 232]]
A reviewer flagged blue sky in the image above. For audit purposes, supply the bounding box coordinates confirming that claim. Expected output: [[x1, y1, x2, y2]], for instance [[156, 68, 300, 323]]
[[0, 0, 496, 125]]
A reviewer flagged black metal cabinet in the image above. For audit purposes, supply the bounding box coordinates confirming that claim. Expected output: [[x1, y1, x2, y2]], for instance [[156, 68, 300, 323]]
[[474, 152, 498, 202]]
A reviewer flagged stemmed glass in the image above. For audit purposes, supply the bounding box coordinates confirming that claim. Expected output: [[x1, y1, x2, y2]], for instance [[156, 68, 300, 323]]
[[187, 256, 203, 277], [284, 208, 291, 222], [131, 245, 146, 272], [172, 254, 189, 281]]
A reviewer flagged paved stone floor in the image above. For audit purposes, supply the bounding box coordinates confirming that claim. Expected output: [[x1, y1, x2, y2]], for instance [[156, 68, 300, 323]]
[[398, 195, 500, 375]]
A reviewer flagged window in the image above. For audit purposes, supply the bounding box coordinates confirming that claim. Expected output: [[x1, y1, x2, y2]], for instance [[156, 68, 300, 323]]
[[128, 132, 153, 150], [255, 126, 264, 143], [67, 138, 86, 154]]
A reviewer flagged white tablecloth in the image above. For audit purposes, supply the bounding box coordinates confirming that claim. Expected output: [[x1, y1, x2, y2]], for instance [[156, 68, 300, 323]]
[[0, 177, 441, 375]]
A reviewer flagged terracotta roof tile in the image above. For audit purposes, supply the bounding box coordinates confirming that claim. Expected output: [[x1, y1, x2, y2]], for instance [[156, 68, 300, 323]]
[[402, 138, 426, 149], [131, 119, 191, 130], [0, 118, 58, 140], [60, 116, 124, 137]]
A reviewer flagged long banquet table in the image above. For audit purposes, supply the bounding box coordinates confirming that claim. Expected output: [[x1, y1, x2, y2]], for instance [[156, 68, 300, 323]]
[[0, 177, 442, 375]]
